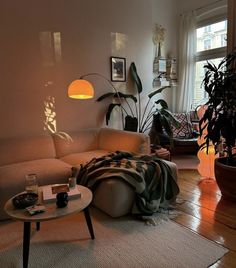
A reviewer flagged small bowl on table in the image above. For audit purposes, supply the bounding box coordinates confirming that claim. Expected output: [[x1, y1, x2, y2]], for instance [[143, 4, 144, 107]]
[[12, 193, 38, 209]]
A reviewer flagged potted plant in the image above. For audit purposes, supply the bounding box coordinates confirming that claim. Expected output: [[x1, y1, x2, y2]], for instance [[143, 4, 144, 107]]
[[199, 49, 236, 201], [97, 62, 180, 142]]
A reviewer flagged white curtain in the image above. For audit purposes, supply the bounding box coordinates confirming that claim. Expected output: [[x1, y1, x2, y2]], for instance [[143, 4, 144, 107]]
[[177, 11, 197, 112]]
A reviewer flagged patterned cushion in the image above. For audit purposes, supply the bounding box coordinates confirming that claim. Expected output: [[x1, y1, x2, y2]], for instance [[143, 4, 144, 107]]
[[172, 112, 193, 139]]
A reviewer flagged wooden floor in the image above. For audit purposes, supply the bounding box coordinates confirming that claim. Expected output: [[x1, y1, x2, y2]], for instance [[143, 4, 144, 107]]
[[173, 169, 236, 268]]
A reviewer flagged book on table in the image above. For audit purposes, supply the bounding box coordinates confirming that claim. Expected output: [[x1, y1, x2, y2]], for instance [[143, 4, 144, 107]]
[[42, 184, 81, 203]]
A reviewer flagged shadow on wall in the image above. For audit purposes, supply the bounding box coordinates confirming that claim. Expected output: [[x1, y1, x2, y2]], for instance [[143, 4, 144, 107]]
[[44, 95, 72, 142]]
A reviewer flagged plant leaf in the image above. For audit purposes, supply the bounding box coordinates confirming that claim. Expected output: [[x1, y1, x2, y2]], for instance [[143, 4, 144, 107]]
[[106, 103, 121, 125], [130, 62, 143, 93], [114, 92, 137, 102], [161, 116, 173, 137], [160, 109, 181, 128], [148, 86, 170, 99], [97, 92, 114, 102], [155, 99, 168, 109]]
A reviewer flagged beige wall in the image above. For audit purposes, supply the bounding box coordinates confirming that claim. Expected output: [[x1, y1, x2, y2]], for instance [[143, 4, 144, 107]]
[[0, 0, 179, 138]]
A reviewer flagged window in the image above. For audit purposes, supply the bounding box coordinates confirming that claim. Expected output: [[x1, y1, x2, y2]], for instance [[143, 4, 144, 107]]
[[221, 33, 227, 46], [204, 39, 211, 50], [204, 25, 211, 33], [193, 19, 227, 108]]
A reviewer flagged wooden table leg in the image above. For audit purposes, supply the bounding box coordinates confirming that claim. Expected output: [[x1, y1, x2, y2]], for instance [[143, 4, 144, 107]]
[[83, 207, 95, 239], [36, 222, 40, 231], [23, 222, 31, 268]]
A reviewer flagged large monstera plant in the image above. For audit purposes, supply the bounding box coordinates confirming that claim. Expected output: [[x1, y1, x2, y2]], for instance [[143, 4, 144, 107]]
[[199, 49, 236, 166], [199, 49, 236, 201], [97, 62, 180, 140]]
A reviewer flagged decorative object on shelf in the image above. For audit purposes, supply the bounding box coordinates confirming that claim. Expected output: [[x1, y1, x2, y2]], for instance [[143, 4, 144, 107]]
[[166, 57, 177, 82], [12, 193, 38, 209], [153, 24, 166, 59], [110, 56, 126, 82], [152, 24, 167, 87], [56, 192, 68, 208], [199, 49, 236, 200]]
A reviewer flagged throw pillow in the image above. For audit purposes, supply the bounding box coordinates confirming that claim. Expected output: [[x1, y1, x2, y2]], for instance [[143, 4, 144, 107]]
[[172, 112, 193, 139]]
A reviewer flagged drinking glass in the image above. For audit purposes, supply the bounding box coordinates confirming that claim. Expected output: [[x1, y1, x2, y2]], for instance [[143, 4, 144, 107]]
[[25, 174, 38, 194]]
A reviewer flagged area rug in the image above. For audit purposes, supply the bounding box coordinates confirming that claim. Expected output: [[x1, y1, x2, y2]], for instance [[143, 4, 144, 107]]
[[0, 209, 228, 268]]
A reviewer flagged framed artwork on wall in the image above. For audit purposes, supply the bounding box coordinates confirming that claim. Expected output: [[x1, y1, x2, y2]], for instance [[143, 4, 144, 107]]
[[110, 57, 126, 82]]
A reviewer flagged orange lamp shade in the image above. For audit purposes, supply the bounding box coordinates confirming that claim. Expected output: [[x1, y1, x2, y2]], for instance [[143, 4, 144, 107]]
[[68, 79, 94, 99], [197, 145, 215, 179]]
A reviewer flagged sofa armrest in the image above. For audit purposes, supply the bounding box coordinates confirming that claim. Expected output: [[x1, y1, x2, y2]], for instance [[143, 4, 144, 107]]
[[98, 128, 150, 154]]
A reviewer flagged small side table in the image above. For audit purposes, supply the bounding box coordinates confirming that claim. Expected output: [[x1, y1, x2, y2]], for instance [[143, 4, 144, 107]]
[[4, 185, 95, 268]]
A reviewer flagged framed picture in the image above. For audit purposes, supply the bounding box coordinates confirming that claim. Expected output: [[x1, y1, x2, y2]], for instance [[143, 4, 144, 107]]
[[110, 57, 126, 82]]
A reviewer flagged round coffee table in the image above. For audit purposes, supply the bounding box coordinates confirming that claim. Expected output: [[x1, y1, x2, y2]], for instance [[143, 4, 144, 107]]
[[4, 185, 95, 268]]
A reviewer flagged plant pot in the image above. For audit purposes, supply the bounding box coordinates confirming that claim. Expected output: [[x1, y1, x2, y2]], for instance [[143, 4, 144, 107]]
[[124, 115, 138, 132], [215, 157, 236, 202]]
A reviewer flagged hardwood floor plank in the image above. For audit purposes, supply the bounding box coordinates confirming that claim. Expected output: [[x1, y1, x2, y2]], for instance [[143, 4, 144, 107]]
[[176, 199, 236, 229], [173, 167, 236, 267], [173, 212, 236, 251], [178, 188, 236, 219], [210, 251, 236, 268]]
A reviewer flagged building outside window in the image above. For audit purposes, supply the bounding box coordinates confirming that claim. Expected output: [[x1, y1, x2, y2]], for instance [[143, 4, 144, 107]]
[[221, 33, 227, 46], [204, 39, 212, 50], [193, 19, 227, 108], [204, 25, 211, 33]]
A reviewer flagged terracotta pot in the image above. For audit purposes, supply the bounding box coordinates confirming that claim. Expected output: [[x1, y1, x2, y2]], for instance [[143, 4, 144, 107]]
[[215, 157, 236, 202]]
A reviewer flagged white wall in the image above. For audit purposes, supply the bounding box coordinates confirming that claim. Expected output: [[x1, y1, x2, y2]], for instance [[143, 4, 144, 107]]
[[151, 0, 179, 111], [0, 0, 179, 138]]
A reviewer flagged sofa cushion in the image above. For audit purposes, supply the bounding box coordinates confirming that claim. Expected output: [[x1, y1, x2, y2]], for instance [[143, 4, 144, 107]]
[[52, 129, 100, 158], [172, 112, 193, 139], [0, 135, 56, 166], [60, 150, 109, 166], [0, 158, 71, 220], [98, 128, 150, 154]]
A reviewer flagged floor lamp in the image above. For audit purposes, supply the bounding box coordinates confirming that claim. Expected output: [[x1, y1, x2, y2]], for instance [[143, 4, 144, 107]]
[[68, 79, 94, 99], [197, 105, 216, 183]]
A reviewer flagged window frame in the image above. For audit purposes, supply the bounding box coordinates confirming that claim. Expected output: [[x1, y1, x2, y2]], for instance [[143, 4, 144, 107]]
[[195, 15, 227, 62], [193, 15, 227, 107]]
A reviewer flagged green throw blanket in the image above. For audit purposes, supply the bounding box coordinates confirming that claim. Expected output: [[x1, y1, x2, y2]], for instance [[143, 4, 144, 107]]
[[76, 151, 179, 216]]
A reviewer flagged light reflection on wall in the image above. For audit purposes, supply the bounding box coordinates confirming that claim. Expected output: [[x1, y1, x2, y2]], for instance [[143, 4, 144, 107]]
[[111, 32, 128, 56], [39, 31, 62, 67], [43, 93, 72, 142], [44, 95, 57, 133]]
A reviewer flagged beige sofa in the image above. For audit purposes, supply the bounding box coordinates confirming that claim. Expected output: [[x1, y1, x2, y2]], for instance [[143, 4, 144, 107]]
[[0, 127, 177, 220]]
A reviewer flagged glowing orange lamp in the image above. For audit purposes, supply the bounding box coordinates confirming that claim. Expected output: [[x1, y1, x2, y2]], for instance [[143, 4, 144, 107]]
[[197, 137, 215, 181], [197, 105, 216, 183], [68, 79, 94, 99]]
